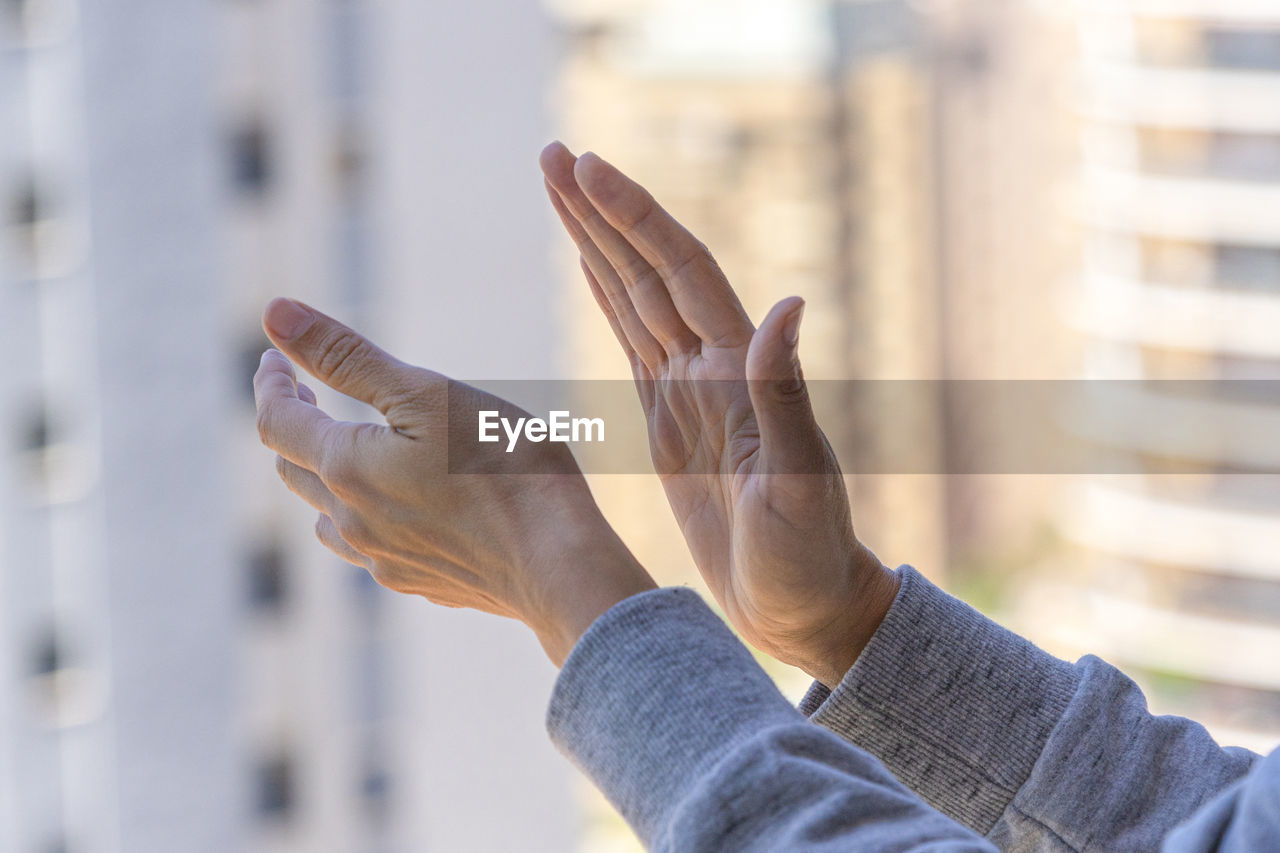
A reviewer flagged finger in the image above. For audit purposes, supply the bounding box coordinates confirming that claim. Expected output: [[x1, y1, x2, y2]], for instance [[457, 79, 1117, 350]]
[[574, 151, 753, 350], [545, 178, 665, 368], [254, 349, 339, 468], [540, 142, 697, 357], [581, 257, 656, 412], [579, 256, 648, 380], [297, 381, 318, 406], [315, 513, 370, 568], [275, 455, 337, 514], [262, 297, 422, 421], [745, 298, 826, 474]]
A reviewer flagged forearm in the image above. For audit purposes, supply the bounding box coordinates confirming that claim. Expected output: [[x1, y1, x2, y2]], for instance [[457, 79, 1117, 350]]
[[548, 586, 995, 851], [802, 566, 1259, 851]]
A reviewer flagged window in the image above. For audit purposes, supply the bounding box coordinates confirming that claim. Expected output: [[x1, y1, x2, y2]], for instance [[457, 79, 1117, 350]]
[[228, 122, 273, 199], [360, 763, 390, 823], [30, 628, 64, 678], [22, 406, 50, 453], [1139, 237, 1210, 288], [1215, 245, 1280, 293], [1206, 26, 1280, 71], [4, 175, 76, 279], [17, 401, 93, 505], [1209, 132, 1280, 182], [254, 752, 296, 820], [246, 538, 288, 612], [3, 0, 72, 45], [26, 623, 102, 728], [332, 123, 364, 204], [5, 177, 43, 273]]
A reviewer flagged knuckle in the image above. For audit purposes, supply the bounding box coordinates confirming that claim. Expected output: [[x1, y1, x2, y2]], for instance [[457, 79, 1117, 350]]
[[274, 454, 290, 481], [314, 329, 371, 385], [775, 375, 809, 407], [315, 439, 359, 493], [333, 512, 372, 551]]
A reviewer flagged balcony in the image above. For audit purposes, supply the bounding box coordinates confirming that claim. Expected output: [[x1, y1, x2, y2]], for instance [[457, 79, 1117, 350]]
[[1076, 0, 1280, 25], [1082, 63, 1280, 134], [1082, 167, 1280, 244], [1073, 272, 1280, 359], [1059, 482, 1280, 582], [1019, 575, 1280, 692]]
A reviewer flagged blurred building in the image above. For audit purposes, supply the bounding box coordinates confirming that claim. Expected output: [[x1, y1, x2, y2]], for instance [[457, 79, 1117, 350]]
[[550, 0, 1077, 617], [549, 0, 1075, 847], [551, 0, 951, 601], [2, 1, 574, 852], [1024, 0, 1280, 752]]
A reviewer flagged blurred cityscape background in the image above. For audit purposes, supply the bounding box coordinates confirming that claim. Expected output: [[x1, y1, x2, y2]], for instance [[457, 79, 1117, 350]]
[[2, 0, 1279, 850]]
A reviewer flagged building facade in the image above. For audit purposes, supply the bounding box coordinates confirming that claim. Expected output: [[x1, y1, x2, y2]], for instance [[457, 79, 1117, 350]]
[[1030, 0, 1280, 752], [1, 1, 575, 851]]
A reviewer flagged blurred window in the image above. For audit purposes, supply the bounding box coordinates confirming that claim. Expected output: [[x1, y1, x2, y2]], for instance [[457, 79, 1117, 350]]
[[30, 627, 64, 678], [26, 623, 102, 728], [333, 123, 364, 204], [1209, 132, 1280, 182], [3, 0, 71, 45], [1215, 245, 1280, 293], [1137, 127, 1208, 178], [254, 752, 296, 820], [247, 538, 288, 612], [4, 175, 75, 279], [1140, 237, 1211, 288], [22, 406, 50, 453], [1133, 17, 1203, 66], [361, 761, 390, 823], [1206, 26, 1280, 71], [228, 122, 272, 199], [1138, 128, 1280, 182]]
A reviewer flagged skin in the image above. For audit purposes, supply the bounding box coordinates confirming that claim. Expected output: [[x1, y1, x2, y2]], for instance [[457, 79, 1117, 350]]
[[254, 144, 899, 687], [252, 298, 656, 667], [539, 142, 899, 687]]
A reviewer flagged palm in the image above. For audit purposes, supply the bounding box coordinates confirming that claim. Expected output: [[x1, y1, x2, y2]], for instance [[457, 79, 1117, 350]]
[[542, 143, 886, 680], [644, 342, 856, 662]]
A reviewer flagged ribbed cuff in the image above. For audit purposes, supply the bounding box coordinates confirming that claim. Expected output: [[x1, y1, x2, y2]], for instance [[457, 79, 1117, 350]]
[[799, 566, 1079, 834], [547, 587, 799, 846]]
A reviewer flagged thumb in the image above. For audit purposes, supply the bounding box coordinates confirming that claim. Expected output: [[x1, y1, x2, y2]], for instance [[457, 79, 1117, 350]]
[[745, 298, 826, 474], [262, 297, 415, 417]]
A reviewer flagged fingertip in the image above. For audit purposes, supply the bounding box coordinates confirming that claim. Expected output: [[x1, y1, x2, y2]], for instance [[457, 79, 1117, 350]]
[[540, 140, 578, 184], [263, 297, 316, 342], [540, 139, 573, 168], [258, 347, 296, 378], [575, 152, 632, 209], [573, 151, 606, 186], [760, 296, 805, 336], [783, 298, 805, 349]]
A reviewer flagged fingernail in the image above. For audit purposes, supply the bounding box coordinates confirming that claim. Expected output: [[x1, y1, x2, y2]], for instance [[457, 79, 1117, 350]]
[[265, 299, 314, 341], [783, 300, 805, 349]]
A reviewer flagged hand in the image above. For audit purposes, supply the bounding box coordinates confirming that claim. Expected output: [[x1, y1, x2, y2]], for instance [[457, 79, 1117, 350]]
[[541, 142, 899, 687], [252, 298, 656, 666]]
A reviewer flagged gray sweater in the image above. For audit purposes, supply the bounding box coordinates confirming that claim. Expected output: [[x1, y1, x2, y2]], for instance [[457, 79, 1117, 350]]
[[547, 566, 1274, 851]]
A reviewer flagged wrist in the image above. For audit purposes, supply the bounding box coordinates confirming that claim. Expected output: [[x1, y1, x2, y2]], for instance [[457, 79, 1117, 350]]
[[807, 548, 900, 688], [520, 491, 657, 667]]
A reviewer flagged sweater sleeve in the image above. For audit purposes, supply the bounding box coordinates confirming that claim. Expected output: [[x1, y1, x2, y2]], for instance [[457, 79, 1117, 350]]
[[799, 566, 1261, 851], [546, 586, 997, 852]]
